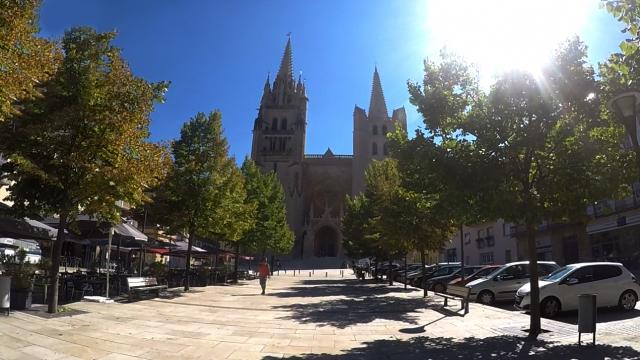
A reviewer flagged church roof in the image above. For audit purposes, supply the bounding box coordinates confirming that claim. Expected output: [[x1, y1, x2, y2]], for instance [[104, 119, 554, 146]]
[[368, 67, 388, 119], [323, 148, 334, 158], [276, 37, 294, 82]]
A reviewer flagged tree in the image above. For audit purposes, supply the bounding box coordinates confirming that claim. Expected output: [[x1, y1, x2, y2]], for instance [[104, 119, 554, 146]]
[[0, 27, 169, 313], [0, 0, 60, 120], [403, 40, 632, 338], [164, 111, 254, 291], [240, 158, 293, 256]]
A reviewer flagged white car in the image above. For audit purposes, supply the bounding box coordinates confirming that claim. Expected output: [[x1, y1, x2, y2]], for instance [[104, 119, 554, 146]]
[[515, 262, 640, 318], [467, 261, 559, 305]]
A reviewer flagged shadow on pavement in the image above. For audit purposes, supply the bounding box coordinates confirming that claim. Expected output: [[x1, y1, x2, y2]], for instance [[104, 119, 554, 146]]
[[493, 300, 640, 326], [554, 308, 640, 325], [262, 335, 640, 360], [270, 278, 417, 299], [274, 296, 438, 329]]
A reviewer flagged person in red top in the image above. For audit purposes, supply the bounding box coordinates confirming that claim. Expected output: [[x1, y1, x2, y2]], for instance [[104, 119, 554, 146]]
[[257, 257, 271, 295]]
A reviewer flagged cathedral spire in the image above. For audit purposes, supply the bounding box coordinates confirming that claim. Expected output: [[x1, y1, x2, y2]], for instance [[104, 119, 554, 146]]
[[368, 66, 388, 119], [276, 37, 294, 82]]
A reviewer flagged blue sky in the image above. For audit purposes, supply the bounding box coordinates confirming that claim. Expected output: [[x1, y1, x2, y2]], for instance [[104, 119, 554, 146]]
[[38, 1, 626, 160]]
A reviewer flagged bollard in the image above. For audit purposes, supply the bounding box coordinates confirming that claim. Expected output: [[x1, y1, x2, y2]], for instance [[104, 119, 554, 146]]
[[312, 269, 315, 275], [284, 269, 287, 274], [309, 272, 311, 277], [325, 272, 328, 277]]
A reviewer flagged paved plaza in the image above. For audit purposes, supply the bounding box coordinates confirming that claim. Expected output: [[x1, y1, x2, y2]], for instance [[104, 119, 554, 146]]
[[1, 270, 640, 359]]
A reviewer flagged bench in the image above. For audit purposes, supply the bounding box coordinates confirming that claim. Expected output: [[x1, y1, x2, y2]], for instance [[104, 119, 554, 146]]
[[434, 285, 471, 315], [126, 277, 167, 301]]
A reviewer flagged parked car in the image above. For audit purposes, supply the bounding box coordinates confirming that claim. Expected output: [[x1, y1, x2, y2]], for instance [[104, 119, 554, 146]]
[[449, 265, 502, 287], [411, 263, 461, 288], [425, 265, 484, 293], [392, 264, 423, 281], [398, 265, 434, 284], [466, 261, 559, 305], [515, 262, 640, 318]]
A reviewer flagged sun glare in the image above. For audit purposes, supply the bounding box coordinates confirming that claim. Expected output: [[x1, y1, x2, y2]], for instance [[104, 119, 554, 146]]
[[423, 0, 597, 86]]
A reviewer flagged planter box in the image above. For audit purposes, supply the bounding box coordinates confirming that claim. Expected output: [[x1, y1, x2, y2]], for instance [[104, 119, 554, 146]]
[[10, 288, 32, 310]]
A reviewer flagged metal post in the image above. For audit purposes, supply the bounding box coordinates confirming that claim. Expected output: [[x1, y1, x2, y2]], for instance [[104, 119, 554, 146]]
[[106, 227, 113, 298], [460, 224, 465, 281]]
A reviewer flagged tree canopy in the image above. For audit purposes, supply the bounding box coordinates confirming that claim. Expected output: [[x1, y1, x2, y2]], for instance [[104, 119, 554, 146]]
[[0, 27, 169, 312], [240, 158, 293, 255], [0, 0, 60, 120]]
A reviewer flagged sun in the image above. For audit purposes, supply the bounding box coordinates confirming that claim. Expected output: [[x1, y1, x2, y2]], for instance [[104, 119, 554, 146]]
[[421, 0, 597, 86]]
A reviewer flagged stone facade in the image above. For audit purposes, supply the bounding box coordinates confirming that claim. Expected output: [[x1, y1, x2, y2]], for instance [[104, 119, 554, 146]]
[[250, 39, 407, 267]]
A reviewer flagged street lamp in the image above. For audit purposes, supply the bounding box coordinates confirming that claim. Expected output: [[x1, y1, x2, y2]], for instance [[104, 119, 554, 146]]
[[609, 90, 640, 171]]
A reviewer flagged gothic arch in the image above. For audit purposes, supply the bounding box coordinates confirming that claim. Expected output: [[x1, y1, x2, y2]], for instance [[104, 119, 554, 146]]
[[281, 117, 288, 130], [314, 226, 338, 257], [271, 118, 278, 131]]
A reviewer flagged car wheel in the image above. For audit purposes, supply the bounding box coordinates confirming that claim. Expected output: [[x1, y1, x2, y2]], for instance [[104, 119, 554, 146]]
[[619, 290, 638, 311], [541, 297, 561, 318], [478, 290, 495, 305], [433, 283, 445, 293]]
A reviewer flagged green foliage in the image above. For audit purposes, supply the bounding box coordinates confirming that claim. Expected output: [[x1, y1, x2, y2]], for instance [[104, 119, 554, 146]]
[[342, 158, 454, 262], [163, 111, 254, 243], [601, 1, 640, 93], [0, 0, 61, 120], [0, 27, 170, 223], [0, 249, 37, 290], [240, 158, 293, 255], [146, 261, 167, 279], [0, 27, 170, 312]]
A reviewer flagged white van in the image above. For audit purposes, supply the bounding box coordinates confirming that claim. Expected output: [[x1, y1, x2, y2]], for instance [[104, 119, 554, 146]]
[[516, 262, 640, 317], [466, 261, 559, 305]]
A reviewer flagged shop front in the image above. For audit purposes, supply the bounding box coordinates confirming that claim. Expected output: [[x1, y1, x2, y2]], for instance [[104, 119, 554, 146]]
[[587, 209, 640, 277]]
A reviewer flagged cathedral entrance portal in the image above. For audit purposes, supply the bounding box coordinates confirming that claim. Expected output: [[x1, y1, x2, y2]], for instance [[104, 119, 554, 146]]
[[314, 226, 338, 257]]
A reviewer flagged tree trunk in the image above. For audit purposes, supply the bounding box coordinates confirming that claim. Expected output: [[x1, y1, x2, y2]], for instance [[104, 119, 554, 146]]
[[526, 222, 541, 339], [459, 223, 465, 281], [404, 253, 407, 290], [233, 243, 240, 283], [420, 250, 427, 298], [48, 212, 68, 314], [388, 259, 393, 286], [184, 229, 194, 292]]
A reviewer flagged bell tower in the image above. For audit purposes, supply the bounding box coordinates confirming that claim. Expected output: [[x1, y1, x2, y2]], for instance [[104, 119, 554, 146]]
[[251, 37, 307, 170]]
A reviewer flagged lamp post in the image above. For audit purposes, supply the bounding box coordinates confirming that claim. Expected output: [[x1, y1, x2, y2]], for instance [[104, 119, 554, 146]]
[[609, 90, 640, 174]]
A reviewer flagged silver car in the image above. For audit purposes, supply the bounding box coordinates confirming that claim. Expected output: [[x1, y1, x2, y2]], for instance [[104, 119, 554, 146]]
[[466, 261, 559, 305]]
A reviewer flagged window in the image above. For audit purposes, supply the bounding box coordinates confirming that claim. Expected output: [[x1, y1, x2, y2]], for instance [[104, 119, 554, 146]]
[[383, 142, 389, 155], [372, 142, 378, 155], [477, 238, 486, 249], [477, 229, 485, 239], [373, 125, 378, 135], [271, 118, 278, 131], [281, 117, 288, 130], [505, 249, 512, 263], [486, 236, 495, 247], [479, 252, 494, 265], [570, 266, 595, 284], [486, 227, 493, 237], [382, 125, 388, 135], [503, 264, 528, 279], [273, 162, 278, 172], [464, 232, 471, 244], [503, 223, 510, 236], [593, 265, 622, 281]]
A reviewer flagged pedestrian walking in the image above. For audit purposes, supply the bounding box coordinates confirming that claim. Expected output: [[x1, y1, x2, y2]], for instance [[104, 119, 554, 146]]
[[258, 257, 270, 295]]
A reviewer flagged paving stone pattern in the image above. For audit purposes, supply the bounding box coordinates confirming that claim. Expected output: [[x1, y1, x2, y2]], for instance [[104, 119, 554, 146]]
[[1, 270, 639, 359]]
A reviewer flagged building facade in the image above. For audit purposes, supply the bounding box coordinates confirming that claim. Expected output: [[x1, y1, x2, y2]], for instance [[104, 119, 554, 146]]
[[250, 39, 407, 267], [442, 220, 518, 266]]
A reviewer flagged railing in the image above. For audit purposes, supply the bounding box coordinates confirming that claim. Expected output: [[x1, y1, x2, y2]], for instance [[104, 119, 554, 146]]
[[304, 154, 353, 159]]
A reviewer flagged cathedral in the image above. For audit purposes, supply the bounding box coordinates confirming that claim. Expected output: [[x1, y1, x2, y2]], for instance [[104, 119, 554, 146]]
[[250, 39, 407, 267]]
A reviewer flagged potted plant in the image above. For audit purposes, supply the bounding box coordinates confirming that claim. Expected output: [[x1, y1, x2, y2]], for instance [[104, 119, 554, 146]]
[[147, 261, 168, 284], [1, 249, 36, 310]]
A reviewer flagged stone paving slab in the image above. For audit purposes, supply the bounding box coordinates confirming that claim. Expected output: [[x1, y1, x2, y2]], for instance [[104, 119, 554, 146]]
[[0, 270, 639, 359]]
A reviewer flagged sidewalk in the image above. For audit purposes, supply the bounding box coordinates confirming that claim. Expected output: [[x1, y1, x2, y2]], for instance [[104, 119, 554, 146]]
[[0, 272, 638, 359]]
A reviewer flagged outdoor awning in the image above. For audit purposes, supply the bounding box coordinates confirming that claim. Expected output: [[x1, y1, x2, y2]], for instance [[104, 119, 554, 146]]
[[0, 216, 57, 240], [166, 241, 208, 257], [114, 223, 147, 242], [0, 238, 40, 251]]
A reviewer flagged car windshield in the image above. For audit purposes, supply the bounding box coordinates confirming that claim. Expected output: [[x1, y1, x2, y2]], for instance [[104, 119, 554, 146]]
[[544, 265, 575, 282], [477, 267, 500, 278]]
